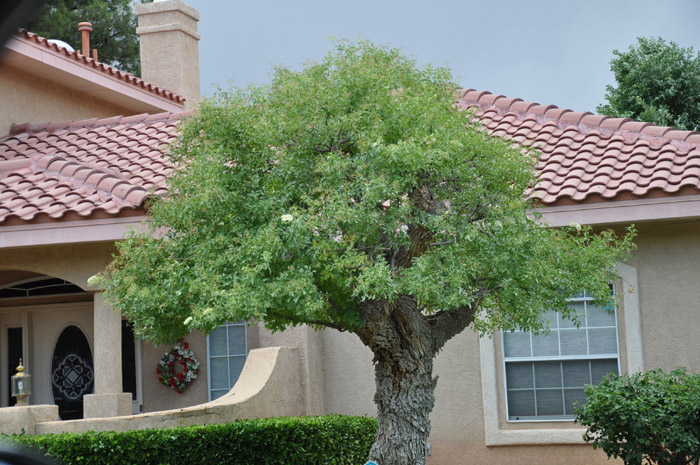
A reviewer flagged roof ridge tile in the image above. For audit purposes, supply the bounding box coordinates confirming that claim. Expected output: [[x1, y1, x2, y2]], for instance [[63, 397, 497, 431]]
[[5, 111, 191, 137], [529, 104, 558, 117], [461, 89, 700, 149]]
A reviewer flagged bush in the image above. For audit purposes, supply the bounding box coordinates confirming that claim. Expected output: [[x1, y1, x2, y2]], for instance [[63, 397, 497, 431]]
[[575, 368, 700, 465], [6, 415, 377, 465]]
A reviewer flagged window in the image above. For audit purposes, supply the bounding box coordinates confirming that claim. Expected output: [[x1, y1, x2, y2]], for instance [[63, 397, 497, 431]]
[[502, 291, 620, 421], [207, 321, 247, 401], [0, 277, 83, 299]]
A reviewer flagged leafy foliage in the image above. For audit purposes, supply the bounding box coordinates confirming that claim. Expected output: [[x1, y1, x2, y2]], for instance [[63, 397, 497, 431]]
[[101, 40, 634, 465], [102, 41, 633, 345], [576, 368, 700, 465], [597, 37, 700, 131], [9, 415, 376, 465], [23, 0, 150, 75]]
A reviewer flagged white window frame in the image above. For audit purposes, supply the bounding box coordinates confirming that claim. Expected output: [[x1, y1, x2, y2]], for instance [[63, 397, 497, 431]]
[[501, 290, 621, 422], [480, 263, 644, 446], [206, 321, 248, 401]]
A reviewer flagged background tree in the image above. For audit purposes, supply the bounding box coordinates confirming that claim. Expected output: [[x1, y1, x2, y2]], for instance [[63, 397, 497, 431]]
[[23, 0, 151, 75], [102, 42, 634, 465], [597, 36, 700, 131]]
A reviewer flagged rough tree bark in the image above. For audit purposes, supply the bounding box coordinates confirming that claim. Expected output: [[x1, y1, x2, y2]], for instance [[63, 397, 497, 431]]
[[355, 292, 481, 465], [358, 296, 436, 465]]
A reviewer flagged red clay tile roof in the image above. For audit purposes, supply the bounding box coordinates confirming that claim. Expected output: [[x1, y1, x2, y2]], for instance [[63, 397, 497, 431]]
[[459, 89, 700, 206], [16, 30, 186, 105], [3, 89, 700, 228], [0, 112, 191, 226]]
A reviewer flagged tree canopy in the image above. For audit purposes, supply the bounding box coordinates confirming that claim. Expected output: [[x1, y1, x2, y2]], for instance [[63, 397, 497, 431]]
[[597, 36, 700, 131], [102, 41, 633, 465], [23, 0, 149, 75]]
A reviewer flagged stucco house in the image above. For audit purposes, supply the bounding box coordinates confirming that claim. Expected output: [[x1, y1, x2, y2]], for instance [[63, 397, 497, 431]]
[[2, 1, 700, 464], [0, 0, 201, 419]]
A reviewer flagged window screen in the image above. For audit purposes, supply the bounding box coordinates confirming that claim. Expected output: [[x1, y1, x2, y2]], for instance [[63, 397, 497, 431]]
[[207, 321, 247, 401], [502, 291, 619, 421]]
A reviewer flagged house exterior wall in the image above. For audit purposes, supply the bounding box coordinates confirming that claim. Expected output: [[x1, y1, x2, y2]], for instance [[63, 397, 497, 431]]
[[140, 331, 209, 413], [4, 217, 698, 463], [625, 220, 700, 372], [258, 218, 700, 465], [0, 241, 210, 414], [0, 242, 114, 290], [0, 65, 135, 136]]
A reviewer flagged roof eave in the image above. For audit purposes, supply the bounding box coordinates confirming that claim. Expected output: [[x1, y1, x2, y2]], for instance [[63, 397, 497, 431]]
[[0, 215, 150, 250], [2, 35, 184, 114], [537, 194, 700, 227]]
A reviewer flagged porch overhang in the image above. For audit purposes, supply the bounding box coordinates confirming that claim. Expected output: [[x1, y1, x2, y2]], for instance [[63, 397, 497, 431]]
[[0, 216, 149, 249]]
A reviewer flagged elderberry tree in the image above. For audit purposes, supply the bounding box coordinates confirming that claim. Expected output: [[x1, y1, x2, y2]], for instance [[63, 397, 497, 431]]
[[102, 41, 634, 465]]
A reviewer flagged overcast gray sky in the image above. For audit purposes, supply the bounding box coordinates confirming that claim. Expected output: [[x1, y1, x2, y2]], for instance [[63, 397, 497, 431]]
[[186, 0, 700, 114]]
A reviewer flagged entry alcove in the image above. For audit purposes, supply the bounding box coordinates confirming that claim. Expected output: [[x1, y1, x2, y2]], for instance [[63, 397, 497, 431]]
[[0, 272, 94, 414]]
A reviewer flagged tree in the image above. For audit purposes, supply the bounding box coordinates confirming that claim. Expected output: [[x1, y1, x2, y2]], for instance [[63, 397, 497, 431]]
[[23, 0, 151, 75], [597, 37, 700, 131], [102, 42, 634, 465]]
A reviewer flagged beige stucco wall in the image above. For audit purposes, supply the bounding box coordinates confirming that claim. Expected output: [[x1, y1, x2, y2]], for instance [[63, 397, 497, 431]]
[[140, 330, 208, 412], [256, 325, 325, 415], [0, 242, 115, 290], [4, 218, 699, 464], [310, 220, 700, 465], [625, 220, 700, 372], [0, 65, 135, 136]]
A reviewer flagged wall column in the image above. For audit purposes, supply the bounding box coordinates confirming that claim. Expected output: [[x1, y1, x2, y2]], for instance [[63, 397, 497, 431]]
[[83, 292, 131, 418]]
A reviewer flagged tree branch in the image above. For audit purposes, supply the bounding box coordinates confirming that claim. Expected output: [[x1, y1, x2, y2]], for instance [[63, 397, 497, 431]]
[[392, 182, 436, 269], [267, 311, 348, 332], [425, 285, 501, 353]]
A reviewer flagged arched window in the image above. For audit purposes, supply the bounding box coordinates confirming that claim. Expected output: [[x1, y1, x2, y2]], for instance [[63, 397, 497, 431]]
[[0, 277, 83, 299]]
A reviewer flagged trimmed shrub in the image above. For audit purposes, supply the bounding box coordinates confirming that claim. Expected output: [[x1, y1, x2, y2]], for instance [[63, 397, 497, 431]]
[[575, 368, 700, 465], [7, 415, 376, 465]]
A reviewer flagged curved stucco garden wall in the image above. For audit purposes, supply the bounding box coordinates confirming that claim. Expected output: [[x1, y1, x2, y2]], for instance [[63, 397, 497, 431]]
[[35, 346, 302, 435]]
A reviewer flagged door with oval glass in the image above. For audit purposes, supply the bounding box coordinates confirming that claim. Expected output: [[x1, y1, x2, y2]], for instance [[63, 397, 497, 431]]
[[30, 302, 94, 420], [51, 325, 94, 420]]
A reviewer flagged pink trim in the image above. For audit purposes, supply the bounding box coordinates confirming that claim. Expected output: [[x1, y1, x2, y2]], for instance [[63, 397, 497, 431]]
[[537, 196, 700, 227], [0, 217, 149, 248], [3, 36, 184, 113]]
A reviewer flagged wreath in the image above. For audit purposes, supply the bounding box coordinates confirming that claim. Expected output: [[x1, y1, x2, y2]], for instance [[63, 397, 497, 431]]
[[157, 342, 200, 394]]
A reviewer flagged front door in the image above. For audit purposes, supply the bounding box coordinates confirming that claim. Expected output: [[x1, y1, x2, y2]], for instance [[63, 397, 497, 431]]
[[29, 302, 94, 417], [51, 325, 94, 420]]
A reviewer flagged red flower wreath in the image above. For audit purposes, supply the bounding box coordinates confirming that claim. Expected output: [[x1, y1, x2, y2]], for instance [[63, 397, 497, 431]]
[[157, 342, 200, 394]]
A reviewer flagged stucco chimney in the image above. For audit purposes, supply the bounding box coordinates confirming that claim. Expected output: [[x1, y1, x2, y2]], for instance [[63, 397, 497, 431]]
[[134, 0, 200, 109]]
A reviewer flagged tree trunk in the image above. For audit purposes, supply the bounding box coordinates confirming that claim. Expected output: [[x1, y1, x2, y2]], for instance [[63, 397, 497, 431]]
[[369, 353, 435, 465], [359, 297, 437, 465]]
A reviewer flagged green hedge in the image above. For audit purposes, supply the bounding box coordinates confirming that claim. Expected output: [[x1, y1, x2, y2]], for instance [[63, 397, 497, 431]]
[[576, 368, 700, 465], [6, 415, 377, 465]]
